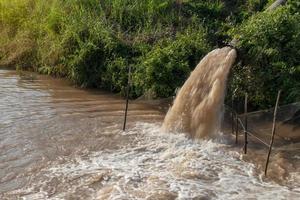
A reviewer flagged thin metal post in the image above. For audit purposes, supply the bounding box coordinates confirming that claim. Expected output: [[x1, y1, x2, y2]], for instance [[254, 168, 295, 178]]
[[123, 66, 131, 131], [265, 90, 281, 176], [231, 97, 234, 134], [235, 114, 238, 144], [244, 93, 248, 154], [231, 96, 238, 144]]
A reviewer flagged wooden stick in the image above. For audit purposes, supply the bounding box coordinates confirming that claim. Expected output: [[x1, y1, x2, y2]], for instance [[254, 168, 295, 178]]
[[265, 90, 281, 176]]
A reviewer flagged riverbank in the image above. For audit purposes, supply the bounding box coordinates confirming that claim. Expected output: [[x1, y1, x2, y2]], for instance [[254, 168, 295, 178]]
[[1, 0, 299, 109]]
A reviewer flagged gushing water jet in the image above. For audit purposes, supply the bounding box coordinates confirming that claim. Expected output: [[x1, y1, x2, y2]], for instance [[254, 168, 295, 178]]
[[162, 47, 237, 139]]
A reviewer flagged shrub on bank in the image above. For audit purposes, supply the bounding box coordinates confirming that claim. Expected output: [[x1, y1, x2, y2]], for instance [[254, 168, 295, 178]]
[[134, 27, 210, 98], [230, 4, 300, 108], [0, 0, 299, 109], [0, 0, 215, 96]]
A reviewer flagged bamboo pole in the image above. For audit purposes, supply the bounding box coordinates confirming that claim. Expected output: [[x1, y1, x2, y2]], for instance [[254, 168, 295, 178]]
[[264, 90, 281, 176]]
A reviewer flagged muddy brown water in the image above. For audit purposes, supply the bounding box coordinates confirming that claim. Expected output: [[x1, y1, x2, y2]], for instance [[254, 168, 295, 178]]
[[0, 70, 299, 199], [163, 47, 236, 138]]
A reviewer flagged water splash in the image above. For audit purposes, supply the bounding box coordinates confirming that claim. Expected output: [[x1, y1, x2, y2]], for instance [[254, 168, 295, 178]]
[[4, 123, 299, 199], [162, 47, 237, 138], [1, 70, 299, 199]]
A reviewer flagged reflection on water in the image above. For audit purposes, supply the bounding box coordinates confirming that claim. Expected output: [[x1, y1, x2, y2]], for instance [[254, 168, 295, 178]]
[[0, 70, 299, 199]]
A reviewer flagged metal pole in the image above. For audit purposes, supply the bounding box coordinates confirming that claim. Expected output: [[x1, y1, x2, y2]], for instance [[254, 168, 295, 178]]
[[236, 113, 239, 144], [244, 93, 248, 154], [265, 90, 281, 176], [123, 66, 131, 131], [232, 96, 238, 144], [231, 97, 234, 135]]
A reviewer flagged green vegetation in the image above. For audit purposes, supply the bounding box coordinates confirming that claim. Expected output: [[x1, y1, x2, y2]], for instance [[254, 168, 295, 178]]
[[0, 0, 299, 109], [229, 1, 300, 108]]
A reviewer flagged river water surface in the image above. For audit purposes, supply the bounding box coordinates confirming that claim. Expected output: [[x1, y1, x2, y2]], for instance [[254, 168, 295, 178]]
[[0, 70, 299, 199]]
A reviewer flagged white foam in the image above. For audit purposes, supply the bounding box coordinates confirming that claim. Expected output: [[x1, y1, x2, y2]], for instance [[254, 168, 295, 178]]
[[11, 123, 300, 199]]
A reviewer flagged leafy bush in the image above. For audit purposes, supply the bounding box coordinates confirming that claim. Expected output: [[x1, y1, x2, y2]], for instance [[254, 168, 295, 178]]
[[134, 27, 210, 97], [0, 0, 299, 109], [230, 5, 300, 108]]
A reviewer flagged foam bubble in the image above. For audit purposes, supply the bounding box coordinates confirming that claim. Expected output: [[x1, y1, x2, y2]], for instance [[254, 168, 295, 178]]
[[5, 123, 300, 200]]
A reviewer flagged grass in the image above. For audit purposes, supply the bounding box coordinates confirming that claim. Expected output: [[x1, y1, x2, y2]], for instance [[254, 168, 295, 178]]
[[0, 0, 299, 109]]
